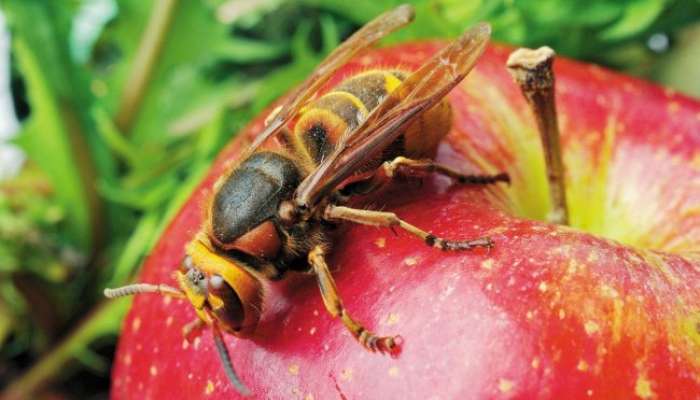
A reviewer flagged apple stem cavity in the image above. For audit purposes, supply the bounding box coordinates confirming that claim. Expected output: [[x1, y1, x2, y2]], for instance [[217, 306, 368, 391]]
[[507, 46, 569, 225]]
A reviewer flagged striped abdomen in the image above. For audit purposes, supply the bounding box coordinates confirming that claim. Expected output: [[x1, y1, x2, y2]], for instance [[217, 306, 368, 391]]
[[292, 69, 452, 167]]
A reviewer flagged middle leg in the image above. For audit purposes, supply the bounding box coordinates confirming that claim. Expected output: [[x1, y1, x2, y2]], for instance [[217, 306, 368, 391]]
[[324, 205, 493, 251]]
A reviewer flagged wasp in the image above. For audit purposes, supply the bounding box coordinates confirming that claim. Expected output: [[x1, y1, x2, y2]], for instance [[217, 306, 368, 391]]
[[105, 4, 509, 396]]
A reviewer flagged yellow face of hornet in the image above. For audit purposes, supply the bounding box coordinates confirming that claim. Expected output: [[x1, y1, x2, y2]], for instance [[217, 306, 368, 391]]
[[177, 238, 263, 335]]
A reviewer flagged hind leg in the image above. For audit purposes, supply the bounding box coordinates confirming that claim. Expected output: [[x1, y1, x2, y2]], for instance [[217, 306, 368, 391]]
[[339, 156, 509, 199]]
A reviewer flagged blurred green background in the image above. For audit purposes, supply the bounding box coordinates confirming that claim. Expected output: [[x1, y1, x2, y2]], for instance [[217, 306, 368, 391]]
[[0, 0, 698, 398]]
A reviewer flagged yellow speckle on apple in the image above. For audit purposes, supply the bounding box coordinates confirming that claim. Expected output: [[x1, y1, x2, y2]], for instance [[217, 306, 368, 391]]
[[584, 321, 600, 336], [205, 380, 215, 395], [131, 317, 141, 333], [498, 378, 514, 393], [288, 364, 300, 375], [577, 360, 589, 371], [635, 374, 655, 399]]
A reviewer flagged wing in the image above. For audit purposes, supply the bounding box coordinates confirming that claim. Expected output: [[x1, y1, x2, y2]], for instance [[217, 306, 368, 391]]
[[295, 22, 492, 209], [244, 4, 415, 155]]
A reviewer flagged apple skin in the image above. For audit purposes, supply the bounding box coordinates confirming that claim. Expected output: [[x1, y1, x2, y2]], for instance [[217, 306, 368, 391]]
[[110, 42, 700, 399]]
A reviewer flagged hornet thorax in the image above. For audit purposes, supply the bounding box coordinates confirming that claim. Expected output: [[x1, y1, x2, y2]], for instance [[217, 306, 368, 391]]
[[209, 151, 301, 254]]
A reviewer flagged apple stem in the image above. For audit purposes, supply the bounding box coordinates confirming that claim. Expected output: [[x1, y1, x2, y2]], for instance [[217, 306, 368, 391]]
[[507, 47, 569, 225]]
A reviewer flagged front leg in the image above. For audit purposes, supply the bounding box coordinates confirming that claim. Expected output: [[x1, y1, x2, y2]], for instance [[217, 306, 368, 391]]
[[324, 205, 493, 251], [308, 245, 398, 353], [182, 318, 206, 342]]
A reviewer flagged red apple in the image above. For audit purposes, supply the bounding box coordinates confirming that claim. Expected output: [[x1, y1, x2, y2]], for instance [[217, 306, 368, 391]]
[[110, 41, 700, 399]]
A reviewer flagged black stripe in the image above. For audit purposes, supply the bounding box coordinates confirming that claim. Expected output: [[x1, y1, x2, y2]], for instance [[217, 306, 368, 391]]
[[303, 123, 332, 163]]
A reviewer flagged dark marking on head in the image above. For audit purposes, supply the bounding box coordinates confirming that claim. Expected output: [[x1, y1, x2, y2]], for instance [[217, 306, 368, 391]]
[[187, 268, 206, 285]]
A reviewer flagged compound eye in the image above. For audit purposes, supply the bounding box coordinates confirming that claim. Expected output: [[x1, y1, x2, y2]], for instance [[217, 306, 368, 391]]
[[208, 274, 245, 331]]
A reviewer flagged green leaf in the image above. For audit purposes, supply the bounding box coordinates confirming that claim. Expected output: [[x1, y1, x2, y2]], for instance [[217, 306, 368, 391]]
[[106, 212, 160, 287], [212, 37, 289, 62], [95, 0, 250, 143], [97, 175, 179, 210], [319, 13, 341, 54], [91, 106, 138, 166], [297, 0, 389, 24], [600, 0, 667, 40], [572, 2, 623, 26], [74, 348, 109, 373], [167, 80, 259, 136], [4, 0, 121, 254], [12, 38, 93, 252], [0, 298, 14, 348], [1, 299, 130, 399], [152, 162, 209, 249]]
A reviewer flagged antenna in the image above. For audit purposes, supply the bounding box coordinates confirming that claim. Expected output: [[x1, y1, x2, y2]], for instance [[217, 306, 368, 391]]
[[104, 283, 185, 299]]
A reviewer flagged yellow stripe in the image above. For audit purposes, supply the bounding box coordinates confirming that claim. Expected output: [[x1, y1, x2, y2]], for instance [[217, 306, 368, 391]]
[[324, 90, 369, 117], [383, 71, 402, 94], [187, 240, 261, 317]]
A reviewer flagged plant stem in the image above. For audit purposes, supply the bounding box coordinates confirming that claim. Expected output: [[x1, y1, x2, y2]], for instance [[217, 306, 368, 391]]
[[114, 0, 178, 134], [507, 47, 569, 225], [1, 299, 130, 400]]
